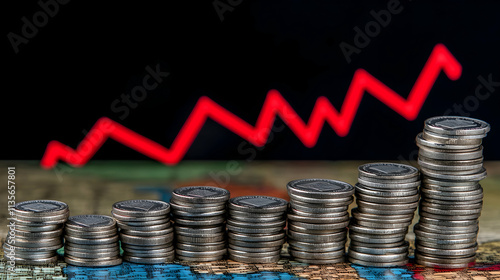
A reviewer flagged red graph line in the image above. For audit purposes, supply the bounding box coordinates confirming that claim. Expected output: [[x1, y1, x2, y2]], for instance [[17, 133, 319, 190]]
[[41, 44, 462, 169]]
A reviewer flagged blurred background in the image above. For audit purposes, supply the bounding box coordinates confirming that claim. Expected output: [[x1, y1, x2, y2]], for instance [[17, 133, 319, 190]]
[[3, 1, 499, 162]]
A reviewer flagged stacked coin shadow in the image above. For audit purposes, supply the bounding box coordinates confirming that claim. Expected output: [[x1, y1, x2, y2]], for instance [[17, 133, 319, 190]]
[[112, 200, 174, 264], [227, 196, 287, 263], [348, 163, 420, 267], [170, 186, 229, 262], [414, 116, 490, 269], [286, 179, 353, 264], [64, 215, 121, 267], [3, 200, 68, 265]]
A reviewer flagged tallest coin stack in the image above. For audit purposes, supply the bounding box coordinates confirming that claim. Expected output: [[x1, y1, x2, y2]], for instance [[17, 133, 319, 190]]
[[415, 116, 490, 269]]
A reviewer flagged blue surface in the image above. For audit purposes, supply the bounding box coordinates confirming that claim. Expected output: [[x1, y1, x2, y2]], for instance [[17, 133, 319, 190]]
[[350, 264, 414, 280]]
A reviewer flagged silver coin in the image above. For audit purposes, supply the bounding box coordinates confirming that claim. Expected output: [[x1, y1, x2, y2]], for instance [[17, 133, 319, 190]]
[[416, 132, 479, 150], [227, 219, 285, 228], [355, 192, 419, 204], [415, 252, 476, 264], [65, 256, 122, 267], [348, 249, 407, 262], [356, 205, 417, 215], [63, 242, 119, 250], [418, 156, 483, 171], [419, 216, 478, 227], [287, 229, 346, 243], [416, 240, 477, 250], [174, 231, 224, 239], [13, 200, 69, 217], [169, 199, 225, 208], [348, 257, 408, 267], [420, 206, 482, 216], [420, 187, 483, 198], [124, 254, 174, 264], [229, 244, 281, 253], [228, 248, 279, 258], [228, 196, 288, 213], [421, 166, 483, 176], [66, 227, 117, 238], [357, 200, 418, 211], [289, 192, 353, 204], [416, 223, 478, 234], [112, 212, 167, 222], [289, 220, 349, 231], [117, 222, 170, 231], [227, 253, 280, 263], [64, 244, 119, 253], [288, 222, 347, 234], [66, 215, 116, 232], [12, 237, 62, 247], [415, 243, 477, 256], [349, 224, 408, 235], [418, 146, 483, 161], [170, 202, 225, 213], [414, 226, 477, 239], [422, 129, 484, 145], [3, 243, 62, 252], [357, 178, 420, 189], [229, 209, 284, 218], [287, 239, 345, 252], [230, 213, 284, 222], [15, 224, 62, 232], [228, 231, 285, 242], [421, 183, 481, 192], [289, 203, 347, 214], [65, 250, 119, 259], [172, 186, 230, 204], [354, 219, 411, 229], [117, 218, 170, 227], [65, 235, 119, 245], [349, 240, 405, 248], [176, 241, 225, 252], [176, 234, 225, 243], [290, 197, 354, 207], [174, 216, 226, 227], [420, 168, 486, 181], [349, 233, 406, 244], [176, 248, 226, 257], [421, 197, 484, 205], [355, 184, 418, 197], [422, 178, 478, 187], [112, 200, 170, 217], [287, 213, 348, 224], [120, 234, 173, 245], [229, 238, 285, 248], [424, 116, 490, 136], [414, 235, 477, 245], [121, 227, 173, 237], [15, 228, 63, 238], [13, 212, 69, 223], [14, 217, 67, 226], [419, 210, 481, 221], [289, 248, 344, 260], [349, 244, 408, 255], [358, 163, 419, 180], [11, 256, 59, 265], [351, 208, 414, 222], [358, 175, 419, 184], [287, 179, 354, 199], [289, 208, 347, 218], [292, 256, 345, 265], [227, 224, 283, 234], [172, 209, 225, 218]]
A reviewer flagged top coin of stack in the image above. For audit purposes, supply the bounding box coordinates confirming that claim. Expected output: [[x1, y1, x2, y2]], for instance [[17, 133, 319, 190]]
[[64, 215, 121, 267], [227, 196, 288, 264], [3, 200, 69, 265], [112, 200, 174, 264], [415, 116, 490, 269], [170, 186, 230, 262], [286, 179, 354, 264], [348, 163, 420, 267]]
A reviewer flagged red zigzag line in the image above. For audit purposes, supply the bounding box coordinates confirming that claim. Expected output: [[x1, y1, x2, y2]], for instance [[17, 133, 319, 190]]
[[41, 44, 462, 169]]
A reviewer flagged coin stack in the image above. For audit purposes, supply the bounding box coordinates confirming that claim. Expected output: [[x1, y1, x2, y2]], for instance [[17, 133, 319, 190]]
[[348, 163, 420, 267], [227, 196, 288, 263], [2, 200, 68, 265], [112, 200, 174, 264], [286, 179, 353, 264], [414, 116, 490, 269], [170, 186, 230, 262], [64, 215, 121, 267]]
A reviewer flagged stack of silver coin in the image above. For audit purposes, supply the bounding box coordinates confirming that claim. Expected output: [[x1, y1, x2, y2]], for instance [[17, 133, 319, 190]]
[[170, 186, 230, 262], [64, 215, 121, 267], [348, 163, 420, 267], [415, 116, 490, 269], [286, 179, 353, 264], [112, 200, 174, 264], [227, 196, 288, 263], [3, 200, 68, 265]]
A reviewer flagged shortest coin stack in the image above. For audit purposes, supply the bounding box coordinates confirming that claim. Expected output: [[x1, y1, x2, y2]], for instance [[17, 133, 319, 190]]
[[64, 215, 121, 267], [170, 186, 230, 262], [112, 200, 174, 264], [3, 200, 68, 265], [227, 196, 288, 264], [348, 163, 420, 267], [287, 179, 354, 264]]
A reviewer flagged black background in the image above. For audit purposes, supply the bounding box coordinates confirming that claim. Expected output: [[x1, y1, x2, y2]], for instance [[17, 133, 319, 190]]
[[4, 1, 500, 162]]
